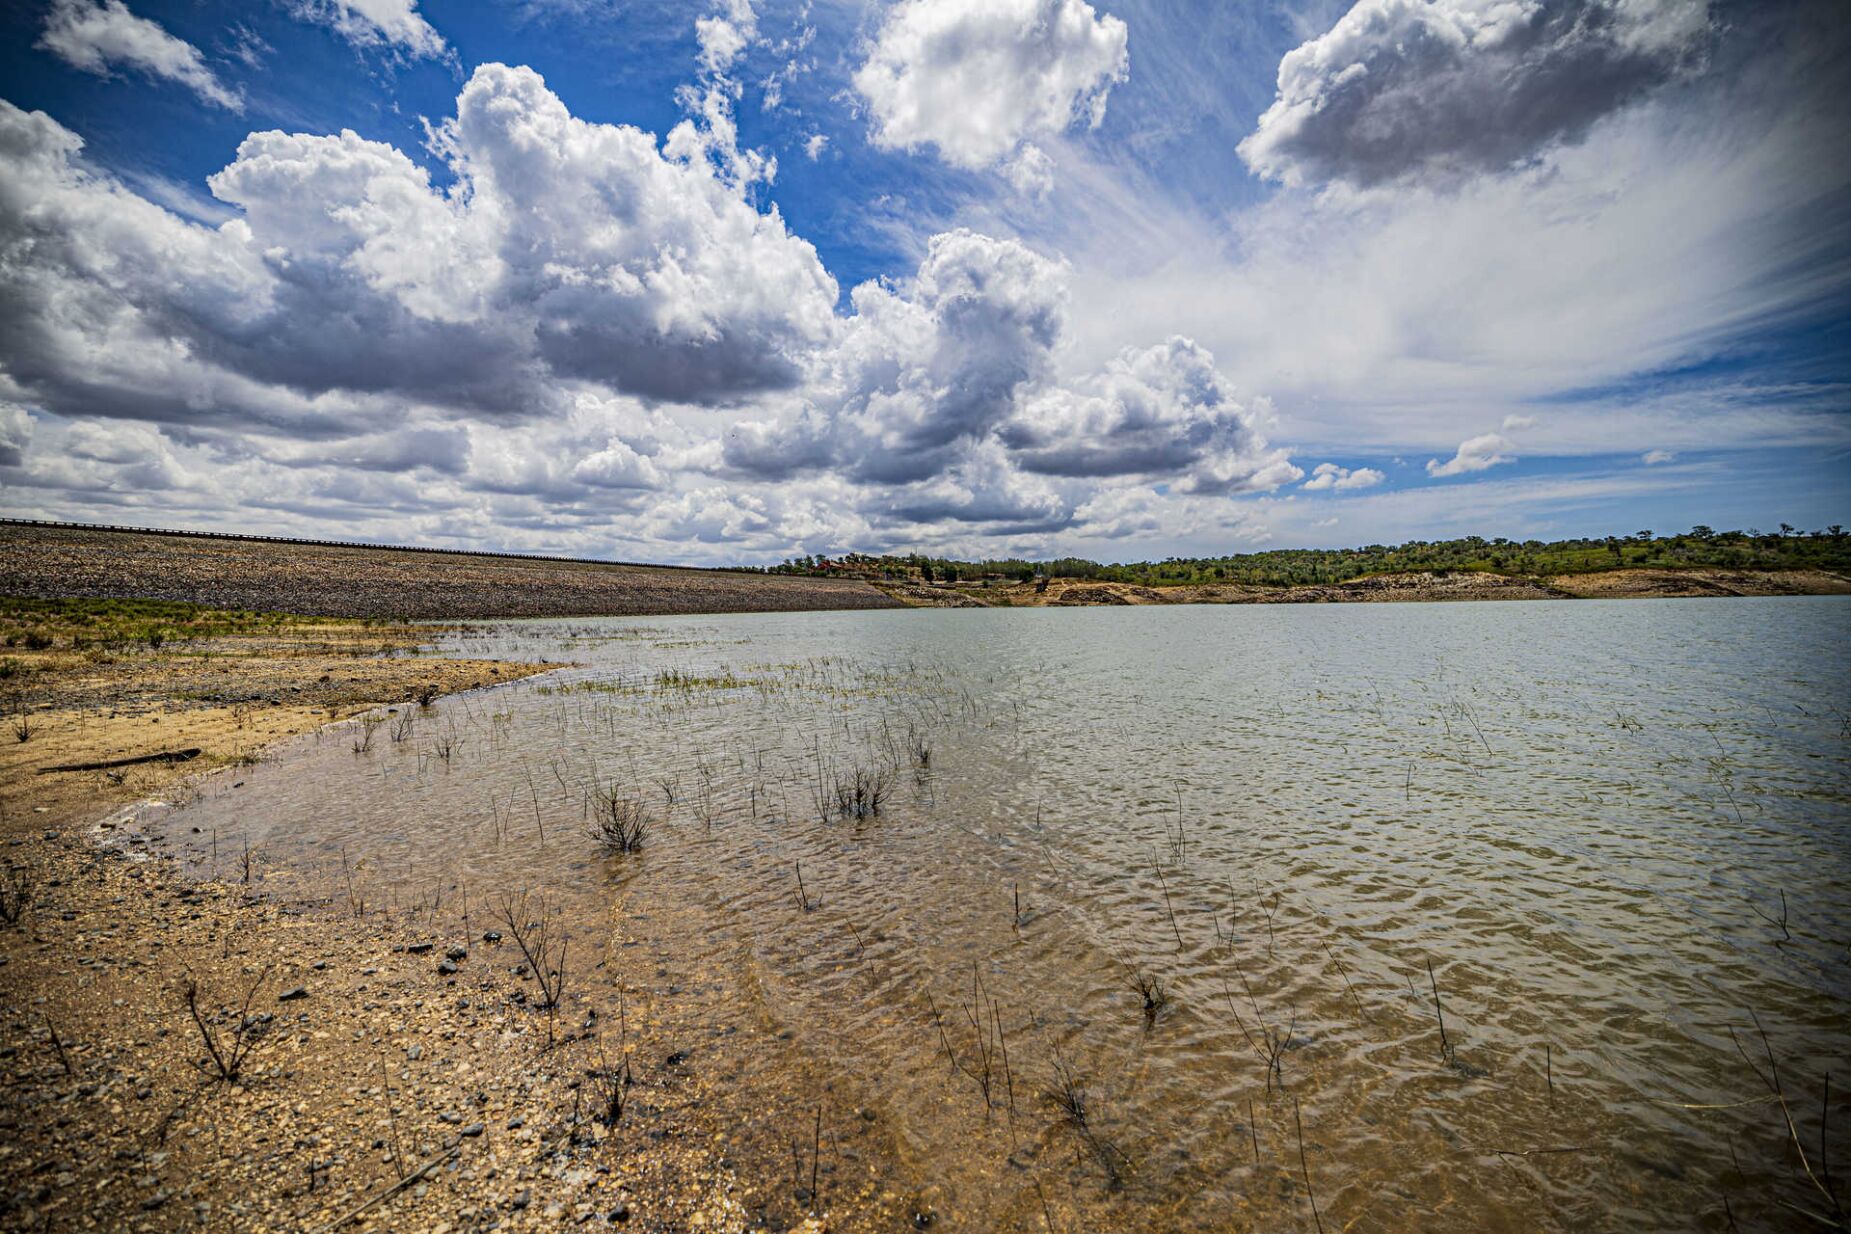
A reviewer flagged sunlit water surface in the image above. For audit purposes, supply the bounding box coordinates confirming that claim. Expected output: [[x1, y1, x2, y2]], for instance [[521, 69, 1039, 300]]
[[148, 599, 1850, 1231]]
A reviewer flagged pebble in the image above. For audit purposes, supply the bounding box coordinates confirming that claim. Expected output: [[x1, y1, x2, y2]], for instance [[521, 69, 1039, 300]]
[[460, 1123, 485, 1138], [278, 987, 308, 1002]]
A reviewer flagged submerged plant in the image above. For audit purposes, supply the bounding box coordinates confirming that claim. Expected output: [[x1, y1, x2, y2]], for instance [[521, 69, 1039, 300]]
[[351, 712, 384, 754], [831, 765, 890, 820], [1045, 1055, 1090, 1131], [588, 787, 650, 854], [1043, 1052, 1126, 1189], [1131, 969, 1171, 1023]]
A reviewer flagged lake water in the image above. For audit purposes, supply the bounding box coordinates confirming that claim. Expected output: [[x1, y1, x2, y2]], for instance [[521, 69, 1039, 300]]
[[147, 598, 1851, 1231]]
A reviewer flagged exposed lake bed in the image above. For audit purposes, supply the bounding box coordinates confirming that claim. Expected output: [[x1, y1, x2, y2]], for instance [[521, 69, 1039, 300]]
[[40, 596, 1843, 1232]]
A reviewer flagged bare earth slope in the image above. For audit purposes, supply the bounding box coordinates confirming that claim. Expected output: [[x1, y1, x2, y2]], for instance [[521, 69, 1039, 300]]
[[0, 524, 902, 619], [1544, 567, 1851, 598], [877, 567, 1851, 607]]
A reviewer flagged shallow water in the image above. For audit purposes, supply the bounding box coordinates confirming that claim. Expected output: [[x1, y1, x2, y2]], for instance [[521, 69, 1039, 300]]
[[150, 598, 1850, 1231]]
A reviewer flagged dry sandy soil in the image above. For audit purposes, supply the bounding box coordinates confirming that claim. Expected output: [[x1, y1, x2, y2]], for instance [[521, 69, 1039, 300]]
[[1543, 567, 1851, 598], [0, 524, 899, 620]]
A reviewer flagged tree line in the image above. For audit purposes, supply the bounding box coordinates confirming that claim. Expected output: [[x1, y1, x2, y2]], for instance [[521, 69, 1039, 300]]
[[763, 525, 1850, 588]]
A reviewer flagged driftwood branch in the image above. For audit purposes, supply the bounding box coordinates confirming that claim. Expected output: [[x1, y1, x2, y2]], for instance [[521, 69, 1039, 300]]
[[305, 1145, 459, 1233], [39, 748, 201, 774]]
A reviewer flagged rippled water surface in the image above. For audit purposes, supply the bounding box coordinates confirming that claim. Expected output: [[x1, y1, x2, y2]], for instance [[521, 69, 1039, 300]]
[[152, 599, 1850, 1231]]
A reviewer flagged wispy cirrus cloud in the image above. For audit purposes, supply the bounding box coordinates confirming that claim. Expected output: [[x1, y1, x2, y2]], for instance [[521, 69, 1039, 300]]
[[38, 0, 242, 111], [290, 0, 448, 60]]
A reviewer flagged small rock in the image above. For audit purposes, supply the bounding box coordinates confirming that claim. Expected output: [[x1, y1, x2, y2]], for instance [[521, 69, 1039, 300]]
[[407, 1046, 423, 1061], [510, 1189, 531, 1210], [406, 942, 434, 955], [445, 945, 468, 961], [482, 930, 502, 943], [278, 987, 308, 1002], [460, 1123, 485, 1139], [607, 1204, 631, 1224], [437, 960, 459, 976]]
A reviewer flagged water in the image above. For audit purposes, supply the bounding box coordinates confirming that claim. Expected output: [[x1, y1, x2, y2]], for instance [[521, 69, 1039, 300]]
[[147, 599, 1850, 1231]]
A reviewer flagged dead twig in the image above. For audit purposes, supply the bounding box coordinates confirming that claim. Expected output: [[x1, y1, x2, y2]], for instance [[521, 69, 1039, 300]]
[[1294, 1095, 1325, 1234], [182, 965, 275, 1083], [306, 1145, 460, 1234]]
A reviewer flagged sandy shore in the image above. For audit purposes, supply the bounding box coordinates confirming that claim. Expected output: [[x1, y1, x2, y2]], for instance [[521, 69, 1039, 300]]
[[0, 618, 921, 1233]]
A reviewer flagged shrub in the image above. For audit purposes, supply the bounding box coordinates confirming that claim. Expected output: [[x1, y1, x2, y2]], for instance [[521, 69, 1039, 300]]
[[588, 788, 649, 853]]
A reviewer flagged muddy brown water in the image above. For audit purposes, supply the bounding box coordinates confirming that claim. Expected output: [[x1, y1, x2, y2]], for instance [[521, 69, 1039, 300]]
[[126, 599, 1849, 1231]]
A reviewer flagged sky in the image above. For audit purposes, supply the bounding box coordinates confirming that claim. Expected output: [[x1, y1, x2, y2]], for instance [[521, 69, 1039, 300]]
[[0, 0, 1846, 565]]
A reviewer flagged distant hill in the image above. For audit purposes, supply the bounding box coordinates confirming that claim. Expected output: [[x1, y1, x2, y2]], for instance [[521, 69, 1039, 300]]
[[0, 521, 900, 619]]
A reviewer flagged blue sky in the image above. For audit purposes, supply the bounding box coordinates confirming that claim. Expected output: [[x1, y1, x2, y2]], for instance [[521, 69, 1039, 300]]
[[0, 0, 1845, 563]]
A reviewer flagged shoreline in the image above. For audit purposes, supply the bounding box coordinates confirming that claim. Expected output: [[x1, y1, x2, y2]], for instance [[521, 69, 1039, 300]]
[[0, 621, 909, 1233], [5, 524, 1847, 622], [872, 566, 1851, 608]]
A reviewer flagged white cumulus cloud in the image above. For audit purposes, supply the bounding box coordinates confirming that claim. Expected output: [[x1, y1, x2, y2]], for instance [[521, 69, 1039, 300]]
[[727, 229, 1067, 485], [1240, 0, 1711, 187], [1426, 432, 1516, 477], [1302, 461, 1385, 491], [0, 65, 839, 438], [1002, 337, 1297, 494], [854, 0, 1128, 173]]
